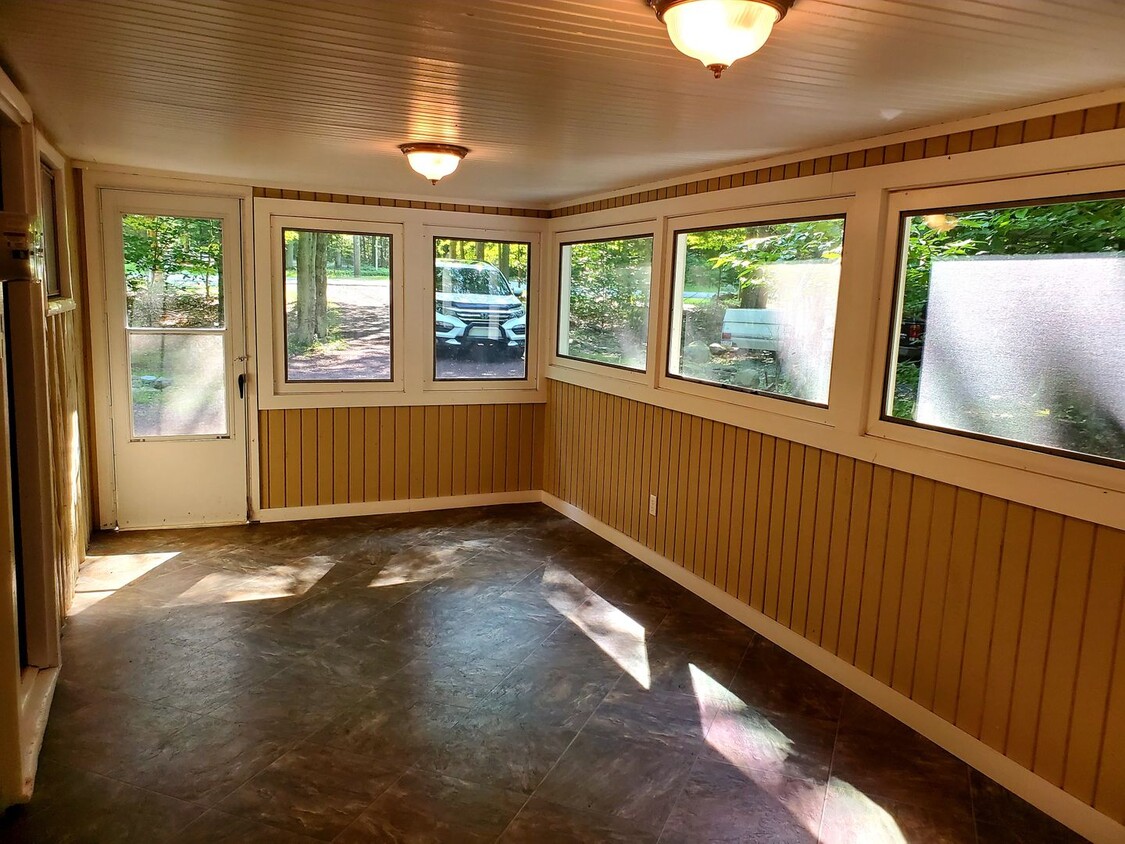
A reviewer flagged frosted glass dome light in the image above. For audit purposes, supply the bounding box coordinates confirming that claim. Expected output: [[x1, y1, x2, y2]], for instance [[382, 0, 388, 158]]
[[399, 143, 470, 185], [653, 0, 791, 78]]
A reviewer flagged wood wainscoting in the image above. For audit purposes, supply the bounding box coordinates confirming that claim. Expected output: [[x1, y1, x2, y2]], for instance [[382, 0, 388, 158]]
[[257, 404, 545, 511], [543, 379, 1125, 825]]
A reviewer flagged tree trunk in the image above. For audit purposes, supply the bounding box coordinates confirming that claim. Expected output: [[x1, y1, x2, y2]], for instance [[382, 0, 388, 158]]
[[295, 231, 316, 346], [353, 235, 362, 277], [499, 242, 511, 278], [314, 232, 329, 339]]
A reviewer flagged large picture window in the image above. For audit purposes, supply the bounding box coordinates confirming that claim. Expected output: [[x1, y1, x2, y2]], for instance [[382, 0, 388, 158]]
[[668, 216, 844, 406], [886, 195, 1125, 464], [282, 228, 393, 382], [558, 235, 653, 371], [433, 237, 529, 381]]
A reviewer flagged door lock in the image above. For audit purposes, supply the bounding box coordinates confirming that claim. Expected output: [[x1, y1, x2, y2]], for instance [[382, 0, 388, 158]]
[[237, 373, 247, 399]]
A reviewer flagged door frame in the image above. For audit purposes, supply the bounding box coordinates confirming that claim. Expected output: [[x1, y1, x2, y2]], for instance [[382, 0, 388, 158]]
[[82, 169, 257, 529]]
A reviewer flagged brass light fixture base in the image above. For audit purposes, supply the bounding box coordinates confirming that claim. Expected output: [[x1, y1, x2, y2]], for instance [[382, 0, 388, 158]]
[[649, 0, 793, 23]]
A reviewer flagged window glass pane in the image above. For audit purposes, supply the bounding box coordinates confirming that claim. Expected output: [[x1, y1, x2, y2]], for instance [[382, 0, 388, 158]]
[[669, 218, 843, 405], [558, 236, 653, 371], [433, 237, 529, 380], [283, 229, 392, 382], [888, 197, 1125, 463], [39, 164, 61, 298], [122, 214, 224, 328], [129, 333, 227, 437]]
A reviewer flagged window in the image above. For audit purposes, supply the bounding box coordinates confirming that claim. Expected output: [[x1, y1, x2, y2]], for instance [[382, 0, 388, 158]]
[[433, 237, 530, 380], [668, 216, 844, 405], [886, 195, 1125, 465], [282, 228, 393, 382], [122, 213, 227, 437], [558, 235, 653, 371], [39, 162, 61, 298]]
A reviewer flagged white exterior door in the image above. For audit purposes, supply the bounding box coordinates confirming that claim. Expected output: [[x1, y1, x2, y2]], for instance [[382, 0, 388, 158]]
[[101, 190, 248, 528]]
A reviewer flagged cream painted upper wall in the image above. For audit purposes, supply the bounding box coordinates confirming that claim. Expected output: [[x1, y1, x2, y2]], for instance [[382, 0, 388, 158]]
[[2, 0, 1124, 205]]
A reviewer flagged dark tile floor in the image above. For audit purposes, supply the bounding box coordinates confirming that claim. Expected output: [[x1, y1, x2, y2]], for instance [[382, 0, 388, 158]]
[[1, 504, 1088, 842]]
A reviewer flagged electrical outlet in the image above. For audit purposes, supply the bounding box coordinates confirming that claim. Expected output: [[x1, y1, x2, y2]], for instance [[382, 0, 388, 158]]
[[649, 494, 657, 516]]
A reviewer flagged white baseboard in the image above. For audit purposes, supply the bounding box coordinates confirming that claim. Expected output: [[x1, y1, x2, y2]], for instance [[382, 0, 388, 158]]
[[541, 492, 1122, 844], [255, 490, 541, 523]]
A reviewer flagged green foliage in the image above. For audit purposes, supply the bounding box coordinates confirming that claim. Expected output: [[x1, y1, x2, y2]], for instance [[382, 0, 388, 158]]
[[122, 214, 223, 327], [902, 198, 1125, 320], [564, 237, 653, 366]]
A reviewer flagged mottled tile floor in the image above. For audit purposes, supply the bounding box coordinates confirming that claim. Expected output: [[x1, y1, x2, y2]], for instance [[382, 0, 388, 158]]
[[1, 504, 1089, 843]]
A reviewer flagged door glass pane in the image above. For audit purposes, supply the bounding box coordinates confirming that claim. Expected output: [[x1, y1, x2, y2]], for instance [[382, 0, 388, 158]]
[[283, 228, 393, 382], [122, 214, 224, 328], [129, 333, 228, 437], [433, 237, 529, 380]]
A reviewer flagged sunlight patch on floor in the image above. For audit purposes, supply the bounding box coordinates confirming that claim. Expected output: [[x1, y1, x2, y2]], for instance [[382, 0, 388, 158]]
[[548, 568, 650, 689], [169, 558, 335, 605], [75, 551, 181, 592]]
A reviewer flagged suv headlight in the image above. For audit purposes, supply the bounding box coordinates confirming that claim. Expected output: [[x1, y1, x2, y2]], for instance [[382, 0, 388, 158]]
[[510, 305, 526, 319]]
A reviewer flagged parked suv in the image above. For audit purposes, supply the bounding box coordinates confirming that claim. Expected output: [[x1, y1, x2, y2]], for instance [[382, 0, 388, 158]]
[[434, 259, 526, 357]]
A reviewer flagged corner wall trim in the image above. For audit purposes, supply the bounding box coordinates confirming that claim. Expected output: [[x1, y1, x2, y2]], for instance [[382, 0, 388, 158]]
[[540, 492, 1124, 844], [255, 490, 540, 523]]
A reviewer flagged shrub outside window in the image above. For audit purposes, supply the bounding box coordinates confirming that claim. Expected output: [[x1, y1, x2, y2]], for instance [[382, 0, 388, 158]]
[[282, 228, 393, 382], [886, 195, 1125, 465], [433, 237, 530, 381], [558, 236, 653, 371], [39, 162, 62, 298], [668, 216, 844, 406]]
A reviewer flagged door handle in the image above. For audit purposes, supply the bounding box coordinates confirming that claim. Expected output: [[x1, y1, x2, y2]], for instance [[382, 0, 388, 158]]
[[237, 373, 246, 399]]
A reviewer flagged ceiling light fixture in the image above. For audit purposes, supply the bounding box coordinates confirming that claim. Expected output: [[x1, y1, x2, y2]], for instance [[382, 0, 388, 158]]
[[398, 142, 470, 185], [650, 0, 792, 78]]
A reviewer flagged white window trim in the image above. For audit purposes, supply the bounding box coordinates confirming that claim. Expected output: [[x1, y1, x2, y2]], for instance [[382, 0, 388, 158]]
[[549, 219, 660, 387], [252, 198, 547, 409], [656, 197, 854, 427], [421, 225, 540, 393], [542, 132, 1125, 529], [866, 165, 1125, 497], [35, 132, 74, 307]]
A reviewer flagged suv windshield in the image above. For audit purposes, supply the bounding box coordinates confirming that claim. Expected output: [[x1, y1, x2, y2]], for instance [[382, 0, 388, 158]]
[[436, 265, 512, 296]]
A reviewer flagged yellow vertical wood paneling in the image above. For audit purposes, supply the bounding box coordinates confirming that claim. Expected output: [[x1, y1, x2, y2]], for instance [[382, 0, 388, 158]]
[[394, 406, 411, 499], [1006, 510, 1065, 768], [408, 406, 425, 499], [333, 409, 349, 504], [750, 435, 776, 611], [267, 410, 286, 510], [838, 460, 874, 663], [776, 442, 805, 627], [712, 425, 736, 590], [1092, 528, 1125, 822], [723, 427, 749, 597], [1034, 518, 1096, 785], [954, 495, 1007, 736], [258, 409, 270, 509], [284, 409, 302, 507], [537, 384, 1123, 819], [1065, 527, 1125, 804], [803, 449, 836, 641], [316, 407, 334, 506], [763, 439, 790, 618], [790, 446, 821, 634], [300, 408, 318, 506], [518, 404, 533, 492], [932, 488, 982, 721], [465, 405, 483, 496], [912, 482, 958, 709], [424, 407, 441, 499], [363, 408, 380, 501], [532, 404, 545, 492], [347, 408, 365, 504], [980, 503, 1035, 749], [854, 464, 892, 673], [451, 405, 468, 496], [379, 407, 397, 500], [891, 476, 935, 694], [438, 406, 454, 497], [820, 456, 855, 652]]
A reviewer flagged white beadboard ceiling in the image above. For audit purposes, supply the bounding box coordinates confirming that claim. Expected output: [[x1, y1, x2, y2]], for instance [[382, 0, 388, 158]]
[[2, 0, 1124, 205]]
